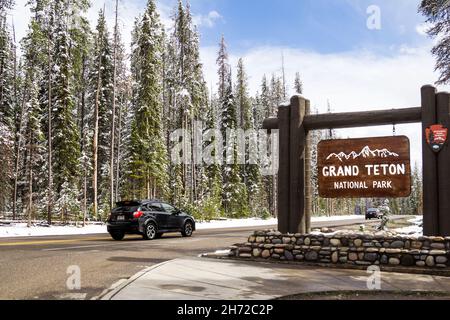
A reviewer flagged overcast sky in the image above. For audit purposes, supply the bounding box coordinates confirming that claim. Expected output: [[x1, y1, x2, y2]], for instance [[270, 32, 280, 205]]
[[9, 0, 450, 168]]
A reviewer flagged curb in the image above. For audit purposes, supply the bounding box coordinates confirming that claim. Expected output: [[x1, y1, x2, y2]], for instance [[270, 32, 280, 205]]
[[203, 254, 450, 277], [99, 259, 175, 300]]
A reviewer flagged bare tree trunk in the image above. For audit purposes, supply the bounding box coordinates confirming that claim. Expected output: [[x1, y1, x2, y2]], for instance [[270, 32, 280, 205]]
[[110, 0, 119, 209], [12, 88, 28, 221], [181, 113, 186, 198], [80, 54, 87, 227], [12, 20, 17, 119], [93, 67, 101, 219], [191, 120, 197, 202], [115, 98, 122, 201], [0, 21, 3, 109], [146, 174, 150, 199], [47, 34, 53, 225], [11, 20, 20, 220], [93, 25, 104, 220], [83, 173, 87, 227], [27, 132, 33, 228]]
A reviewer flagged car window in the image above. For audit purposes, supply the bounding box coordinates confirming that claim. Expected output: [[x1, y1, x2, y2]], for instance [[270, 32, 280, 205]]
[[146, 203, 164, 212], [161, 203, 178, 214], [112, 206, 140, 213]]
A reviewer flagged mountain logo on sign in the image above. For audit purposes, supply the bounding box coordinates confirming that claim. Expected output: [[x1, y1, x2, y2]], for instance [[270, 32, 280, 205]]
[[326, 146, 399, 162]]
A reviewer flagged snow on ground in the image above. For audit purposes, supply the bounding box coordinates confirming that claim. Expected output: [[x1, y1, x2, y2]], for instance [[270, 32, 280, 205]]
[[0, 215, 364, 238], [0, 223, 107, 238], [196, 218, 278, 230], [393, 216, 423, 237], [196, 215, 363, 230], [311, 215, 361, 222]]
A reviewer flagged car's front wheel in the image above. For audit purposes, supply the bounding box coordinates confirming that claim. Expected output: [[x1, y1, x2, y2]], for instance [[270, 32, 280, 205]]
[[181, 221, 194, 237], [110, 231, 125, 241], [143, 222, 157, 240]]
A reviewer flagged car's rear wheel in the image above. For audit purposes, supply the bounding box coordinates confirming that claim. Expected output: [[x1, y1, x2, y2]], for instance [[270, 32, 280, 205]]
[[110, 231, 125, 241], [143, 222, 157, 240], [181, 221, 194, 237]]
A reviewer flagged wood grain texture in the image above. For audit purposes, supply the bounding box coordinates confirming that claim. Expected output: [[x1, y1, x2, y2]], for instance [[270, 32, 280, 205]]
[[303, 107, 421, 131], [263, 118, 279, 130], [304, 99, 312, 233], [277, 106, 290, 234], [422, 85, 439, 236], [289, 96, 306, 234], [318, 136, 411, 198], [437, 92, 450, 236]]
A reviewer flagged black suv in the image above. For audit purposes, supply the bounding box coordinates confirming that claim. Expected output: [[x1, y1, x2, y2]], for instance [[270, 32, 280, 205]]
[[366, 208, 382, 220], [107, 200, 196, 241]]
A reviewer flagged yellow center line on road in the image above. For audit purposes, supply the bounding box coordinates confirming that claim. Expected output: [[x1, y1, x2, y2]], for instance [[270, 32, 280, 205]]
[[0, 236, 114, 247]]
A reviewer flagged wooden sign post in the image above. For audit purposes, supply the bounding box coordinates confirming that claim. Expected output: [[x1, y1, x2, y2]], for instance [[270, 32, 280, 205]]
[[263, 85, 450, 237], [317, 136, 411, 199]]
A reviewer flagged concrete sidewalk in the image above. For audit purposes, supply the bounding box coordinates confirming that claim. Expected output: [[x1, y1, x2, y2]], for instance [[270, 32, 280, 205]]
[[101, 257, 450, 300]]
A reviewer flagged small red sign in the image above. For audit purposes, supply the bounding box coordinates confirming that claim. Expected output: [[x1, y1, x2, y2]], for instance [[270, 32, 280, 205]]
[[426, 124, 448, 153]]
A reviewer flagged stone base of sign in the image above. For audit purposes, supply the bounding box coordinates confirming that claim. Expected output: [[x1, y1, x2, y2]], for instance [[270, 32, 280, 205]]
[[229, 230, 450, 271]]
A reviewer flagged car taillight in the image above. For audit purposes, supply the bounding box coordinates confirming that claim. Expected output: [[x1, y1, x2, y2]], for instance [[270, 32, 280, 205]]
[[133, 211, 144, 219]]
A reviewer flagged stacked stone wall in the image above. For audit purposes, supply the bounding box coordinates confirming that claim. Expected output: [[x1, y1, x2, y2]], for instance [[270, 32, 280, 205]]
[[230, 231, 450, 268]]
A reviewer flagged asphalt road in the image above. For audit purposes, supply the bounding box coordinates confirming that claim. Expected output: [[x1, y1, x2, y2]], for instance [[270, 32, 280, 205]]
[[0, 216, 401, 300]]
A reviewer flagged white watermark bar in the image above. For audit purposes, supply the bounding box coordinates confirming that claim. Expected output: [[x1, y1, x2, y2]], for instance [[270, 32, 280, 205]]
[[170, 123, 279, 176]]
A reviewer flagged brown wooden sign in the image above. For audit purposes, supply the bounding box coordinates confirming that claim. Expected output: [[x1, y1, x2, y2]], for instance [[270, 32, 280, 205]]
[[318, 136, 411, 198]]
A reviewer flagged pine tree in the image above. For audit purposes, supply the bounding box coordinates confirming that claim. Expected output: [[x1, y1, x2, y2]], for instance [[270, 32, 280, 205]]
[[110, 0, 119, 209], [0, 5, 14, 212], [419, 0, 450, 84], [89, 9, 115, 218], [51, 0, 82, 220], [20, 4, 49, 221], [217, 35, 229, 103], [78, 35, 91, 225], [217, 37, 248, 217], [255, 75, 274, 215], [0, 7, 15, 130], [263, 74, 284, 216], [309, 107, 322, 215], [16, 0, 51, 222], [112, 21, 132, 205], [196, 91, 223, 220], [24, 80, 45, 223], [294, 72, 303, 94], [0, 4, 17, 215], [129, 0, 169, 200], [409, 164, 423, 215], [270, 74, 284, 114], [165, 0, 209, 208], [236, 58, 252, 129], [0, 122, 13, 213], [69, 0, 91, 222], [235, 58, 262, 216], [18, 0, 90, 223], [252, 75, 270, 130]]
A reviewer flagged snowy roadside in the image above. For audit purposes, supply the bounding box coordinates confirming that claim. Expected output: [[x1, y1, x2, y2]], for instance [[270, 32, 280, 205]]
[[0, 218, 278, 238], [0, 223, 107, 238], [393, 216, 423, 237], [0, 215, 366, 238]]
